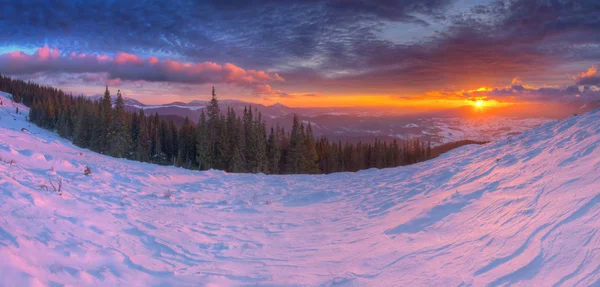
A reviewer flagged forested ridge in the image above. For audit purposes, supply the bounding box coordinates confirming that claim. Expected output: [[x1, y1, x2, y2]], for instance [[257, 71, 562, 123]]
[[0, 74, 485, 174]]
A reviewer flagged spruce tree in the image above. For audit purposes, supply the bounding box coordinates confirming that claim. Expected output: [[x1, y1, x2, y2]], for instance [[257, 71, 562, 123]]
[[136, 110, 151, 162], [229, 143, 245, 173], [109, 90, 130, 158], [243, 106, 255, 171], [253, 111, 268, 173], [287, 115, 303, 173], [169, 121, 179, 165], [196, 111, 211, 170], [150, 113, 164, 163], [206, 87, 221, 168], [56, 106, 71, 138], [129, 111, 140, 158], [234, 115, 247, 173], [303, 123, 320, 173], [73, 106, 89, 147], [159, 120, 170, 164], [98, 86, 113, 154], [267, 127, 281, 174], [178, 117, 196, 168], [225, 108, 239, 171], [0, 77, 463, 176]]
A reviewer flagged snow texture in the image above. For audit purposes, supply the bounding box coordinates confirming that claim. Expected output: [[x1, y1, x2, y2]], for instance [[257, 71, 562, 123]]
[[1, 92, 600, 286]]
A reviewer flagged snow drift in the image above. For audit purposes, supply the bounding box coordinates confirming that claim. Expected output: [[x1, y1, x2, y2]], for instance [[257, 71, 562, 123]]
[[0, 92, 600, 286]]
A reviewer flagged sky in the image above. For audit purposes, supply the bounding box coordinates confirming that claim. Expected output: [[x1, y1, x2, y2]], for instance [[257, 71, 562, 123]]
[[0, 0, 599, 107]]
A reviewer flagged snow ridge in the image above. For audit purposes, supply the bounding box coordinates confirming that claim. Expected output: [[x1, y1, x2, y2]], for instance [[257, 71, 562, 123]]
[[1, 92, 600, 286]]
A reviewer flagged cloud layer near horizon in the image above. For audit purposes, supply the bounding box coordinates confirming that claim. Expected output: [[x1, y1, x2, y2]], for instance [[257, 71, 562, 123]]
[[0, 46, 284, 94]]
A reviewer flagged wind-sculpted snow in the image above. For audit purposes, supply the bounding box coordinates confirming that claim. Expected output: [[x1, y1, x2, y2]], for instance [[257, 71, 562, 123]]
[[1, 92, 600, 286]]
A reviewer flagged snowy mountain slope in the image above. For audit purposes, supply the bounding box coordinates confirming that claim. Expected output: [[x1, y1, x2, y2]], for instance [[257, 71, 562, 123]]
[[1, 92, 600, 286]]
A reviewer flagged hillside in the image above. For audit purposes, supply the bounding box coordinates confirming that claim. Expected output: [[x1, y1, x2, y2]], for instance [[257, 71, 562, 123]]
[[89, 93, 553, 146], [1, 91, 600, 286]]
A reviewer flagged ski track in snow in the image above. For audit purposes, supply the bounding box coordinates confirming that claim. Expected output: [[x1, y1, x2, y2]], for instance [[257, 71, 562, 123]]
[[1, 92, 600, 286]]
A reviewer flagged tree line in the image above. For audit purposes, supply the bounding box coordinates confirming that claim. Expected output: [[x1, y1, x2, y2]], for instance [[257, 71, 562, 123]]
[[0, 74, 484, 174]]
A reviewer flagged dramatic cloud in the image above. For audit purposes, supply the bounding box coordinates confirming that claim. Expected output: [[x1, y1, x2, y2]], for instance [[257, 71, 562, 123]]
[[0, 46, 284, 91], [454, 83, 600, 103], [484, 85, 585, 102], [576, 65, 600, 86], [1, 0, 599, 104], [419, 72, 600, 104], [0, 0, 455, 67]]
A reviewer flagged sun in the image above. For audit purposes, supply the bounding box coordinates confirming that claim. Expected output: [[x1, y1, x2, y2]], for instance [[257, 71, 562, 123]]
[[475, 100, 484, 107]]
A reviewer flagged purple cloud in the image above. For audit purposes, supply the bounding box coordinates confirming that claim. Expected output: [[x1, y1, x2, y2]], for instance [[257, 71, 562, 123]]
[[0, 46, 284, 90]]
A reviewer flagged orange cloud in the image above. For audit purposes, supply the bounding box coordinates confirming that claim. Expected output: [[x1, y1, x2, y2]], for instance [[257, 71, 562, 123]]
[[575, 65, 600, 86], [579, 66, 597, 78], [511, 77, 522, 85]]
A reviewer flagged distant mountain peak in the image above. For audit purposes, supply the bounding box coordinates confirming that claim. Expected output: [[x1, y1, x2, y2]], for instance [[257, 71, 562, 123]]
[[270, 102, 288, 108], [187, 100, 207, 106], [88, 94, 144, 106]]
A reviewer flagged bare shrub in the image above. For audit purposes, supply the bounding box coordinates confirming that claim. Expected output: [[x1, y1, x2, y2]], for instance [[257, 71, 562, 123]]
[[163, 190, 174, 198], [0, 157, 17, 165], [84, 165, 92, 176], [48, 177, 63, 196]]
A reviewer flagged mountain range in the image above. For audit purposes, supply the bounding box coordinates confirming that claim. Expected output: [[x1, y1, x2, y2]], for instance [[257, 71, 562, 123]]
[[87, 94, 600, 145]]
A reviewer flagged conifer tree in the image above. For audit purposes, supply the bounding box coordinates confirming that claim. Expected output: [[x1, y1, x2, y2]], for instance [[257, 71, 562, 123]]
[[196, 111, 211, 170], [168, 121, 179, 165], [73, 106, 92, 147], [129, 111, 140, 158], [136, 110, 151, 162], [151, 113, 164, 163], [0, 75, 472, 176], [426, 141, 432, 159], [287, 115, 303, 173], [225, 108, 239, 171], [303, 123, 320, 173], [253, 111, 268, 173], [178, 117, 196, 168], [159, 120, 170, 164], [109, 90, 130, 158], [229, 143, 245, 173], [233, 115, 247, 173], [207, 87, 221, 167], [90, 105, 104, 153], [267, 127, 281, 174], [243, 107, 255, 171], [56, 106, 72, 138], [98, 86, 113, 154]]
